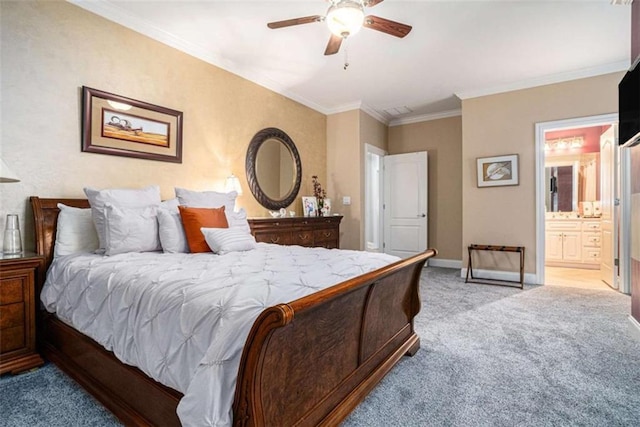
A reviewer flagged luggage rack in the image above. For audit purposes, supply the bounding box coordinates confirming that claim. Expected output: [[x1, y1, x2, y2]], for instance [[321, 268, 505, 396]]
[[465, 244, 525, 289]]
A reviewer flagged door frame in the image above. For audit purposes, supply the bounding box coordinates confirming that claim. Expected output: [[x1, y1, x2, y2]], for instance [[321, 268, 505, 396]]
[[535, 113, 630, 292], [363, 143, 387, 252]]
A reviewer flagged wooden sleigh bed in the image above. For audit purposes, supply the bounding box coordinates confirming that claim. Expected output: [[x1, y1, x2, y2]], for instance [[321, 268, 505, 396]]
[[31, 196, 437, 426]]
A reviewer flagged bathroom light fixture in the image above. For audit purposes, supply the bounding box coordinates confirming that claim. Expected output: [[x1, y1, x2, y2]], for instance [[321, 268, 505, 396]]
[[545, 136, 584, 151]]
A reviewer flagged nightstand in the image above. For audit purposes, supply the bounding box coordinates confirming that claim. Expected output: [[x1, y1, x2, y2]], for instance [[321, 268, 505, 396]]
[[0, 252, 45, 374]]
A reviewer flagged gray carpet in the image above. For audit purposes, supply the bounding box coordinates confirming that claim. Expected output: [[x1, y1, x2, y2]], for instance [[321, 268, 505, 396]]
[[1, 267, 639, 426]]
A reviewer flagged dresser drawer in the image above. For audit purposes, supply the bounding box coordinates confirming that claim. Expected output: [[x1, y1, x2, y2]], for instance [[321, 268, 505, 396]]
[[546, 221, 581, 230], [582, 221, 601, 231], [583, 234, 601, 247], [582, 248, 601, 262], [0, 303, 25, 329], [314, 228, 338, 243], [254, 231, 293, 245], [0, 278, 24, 305], [292, 230, 314, 247]]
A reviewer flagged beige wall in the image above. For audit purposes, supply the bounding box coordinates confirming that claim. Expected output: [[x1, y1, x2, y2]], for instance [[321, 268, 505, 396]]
[[326, 110, 387, 250], [0, 1, 326, 250], [388, 116, 462, 261], [327, 110, 360, 249], [462, 72, 623, 276]]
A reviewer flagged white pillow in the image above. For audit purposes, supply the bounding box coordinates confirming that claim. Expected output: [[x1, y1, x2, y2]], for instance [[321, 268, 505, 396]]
[[84, 185, 161, 251], [103, 204, 161, 256], [54, 204, 100, 257], [160, 197, 180, 211], [157, 208, 189, 253], [226, 208, 251, 234], [201, 227, 257, 254], [175, 188, 237, 212]]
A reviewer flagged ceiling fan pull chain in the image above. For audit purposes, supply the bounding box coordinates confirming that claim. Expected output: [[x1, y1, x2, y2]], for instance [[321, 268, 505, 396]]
[[343, 42, 349, 70]]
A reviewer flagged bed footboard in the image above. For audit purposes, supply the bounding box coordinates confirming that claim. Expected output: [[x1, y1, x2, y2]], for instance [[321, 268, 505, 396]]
[[233, 249, 437, 426]]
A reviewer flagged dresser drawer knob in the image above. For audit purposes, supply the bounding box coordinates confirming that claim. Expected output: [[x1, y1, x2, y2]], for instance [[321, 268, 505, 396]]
[[270, 236, 280, 243], [323, 232, 332, 238]]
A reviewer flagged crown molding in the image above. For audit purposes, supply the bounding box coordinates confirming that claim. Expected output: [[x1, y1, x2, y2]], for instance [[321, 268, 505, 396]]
[[389, 109, 462, 127], [455, 60, 629, 100], [360, 105, 390, 125], [67, 0, 331, 115]]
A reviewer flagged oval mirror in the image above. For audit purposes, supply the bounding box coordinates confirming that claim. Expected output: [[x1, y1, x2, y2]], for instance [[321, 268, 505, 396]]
[[246, 128, 301, 210]]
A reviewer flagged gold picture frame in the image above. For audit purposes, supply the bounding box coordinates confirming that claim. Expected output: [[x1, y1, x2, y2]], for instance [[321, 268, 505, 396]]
[[82, 86, 183, 163], [476, 154, 519, 187]]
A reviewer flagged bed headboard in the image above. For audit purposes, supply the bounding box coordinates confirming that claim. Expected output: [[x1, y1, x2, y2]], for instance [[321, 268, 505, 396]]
[[30, 197, 90, 272]]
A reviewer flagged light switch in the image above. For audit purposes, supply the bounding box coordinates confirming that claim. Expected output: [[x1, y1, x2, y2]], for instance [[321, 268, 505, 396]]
[[342, 196, 351, 205]]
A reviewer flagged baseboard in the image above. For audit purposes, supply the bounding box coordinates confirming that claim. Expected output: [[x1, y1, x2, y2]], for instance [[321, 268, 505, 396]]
[[629, 315, 640, 340], [460, 268, 536, 285], [427, 258, 462, 269]]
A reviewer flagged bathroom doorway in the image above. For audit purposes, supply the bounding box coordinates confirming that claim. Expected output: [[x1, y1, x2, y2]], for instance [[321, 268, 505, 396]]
[[535, 114, 631, 293]]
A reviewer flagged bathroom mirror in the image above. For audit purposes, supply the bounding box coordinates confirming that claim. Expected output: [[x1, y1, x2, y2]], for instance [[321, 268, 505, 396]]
[[545, 160, 579, 212], [246, 127, 301, 210]]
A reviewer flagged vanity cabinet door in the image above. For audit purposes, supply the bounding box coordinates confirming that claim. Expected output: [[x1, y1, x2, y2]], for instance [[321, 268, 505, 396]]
[[562, 231, 582, 261]]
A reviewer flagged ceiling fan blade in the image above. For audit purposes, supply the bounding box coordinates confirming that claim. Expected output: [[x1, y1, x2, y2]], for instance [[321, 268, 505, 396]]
[[365, 0, 385, 7], [267, 15, 323, 29], [363, 15, 412, 38], [324, 34, 343, 56]]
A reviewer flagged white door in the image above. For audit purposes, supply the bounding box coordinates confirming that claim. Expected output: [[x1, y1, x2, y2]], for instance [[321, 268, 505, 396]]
[[600, 126, 617, 288], [383, 152, 428, 258], [364, 144, 386, 252]]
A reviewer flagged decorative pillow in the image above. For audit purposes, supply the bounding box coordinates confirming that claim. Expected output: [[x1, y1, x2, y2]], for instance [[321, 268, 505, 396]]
[[157, 208, 189, 253], [175, 188, 237, 212], [84, 185, 161, 251], [226, 208, 251, 234], [201, 227, 257, 255], [53, 204, 100, 257], [160, 197, 180, 212], [103, 205, 161, 256], [178, 206, 229, 253]]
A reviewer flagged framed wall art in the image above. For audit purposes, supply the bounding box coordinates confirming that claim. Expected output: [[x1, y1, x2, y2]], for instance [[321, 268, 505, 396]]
[[476, 154, 519, 187], [82, 86, 183, 163]]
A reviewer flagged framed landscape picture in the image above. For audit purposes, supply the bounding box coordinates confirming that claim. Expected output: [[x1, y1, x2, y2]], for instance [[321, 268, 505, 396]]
[[82, 86, 183, 163], [476, 154, 519, 187]]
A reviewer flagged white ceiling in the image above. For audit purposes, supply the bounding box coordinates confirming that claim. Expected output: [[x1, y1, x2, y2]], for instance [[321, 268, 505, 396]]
[[70, 0, 632, 125]]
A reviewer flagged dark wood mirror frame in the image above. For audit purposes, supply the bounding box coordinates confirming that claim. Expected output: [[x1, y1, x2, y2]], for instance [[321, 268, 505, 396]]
[[246, 127, 302, 210]]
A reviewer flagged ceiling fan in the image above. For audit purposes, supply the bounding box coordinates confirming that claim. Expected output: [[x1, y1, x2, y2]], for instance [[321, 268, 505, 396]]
[[267, 0, 412, 56]]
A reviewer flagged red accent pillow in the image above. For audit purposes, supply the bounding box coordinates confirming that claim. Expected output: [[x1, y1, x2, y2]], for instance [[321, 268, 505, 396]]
[[178, 205, 229, 253]]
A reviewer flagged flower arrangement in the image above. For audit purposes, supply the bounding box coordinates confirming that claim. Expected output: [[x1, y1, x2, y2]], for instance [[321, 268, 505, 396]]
[[312, 175, 327, 215]]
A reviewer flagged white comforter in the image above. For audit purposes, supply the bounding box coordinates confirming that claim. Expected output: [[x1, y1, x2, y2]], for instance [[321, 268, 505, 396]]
[[42, 243, 399, 426]]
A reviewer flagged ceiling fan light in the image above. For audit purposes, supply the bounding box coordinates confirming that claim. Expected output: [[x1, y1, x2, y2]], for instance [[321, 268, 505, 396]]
[[326, 1, 365, 38]]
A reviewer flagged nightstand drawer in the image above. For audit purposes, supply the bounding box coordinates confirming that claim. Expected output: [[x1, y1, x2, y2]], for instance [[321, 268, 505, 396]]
[[0, 254, 44, 374], [0, 278, 24, 305], [0, 302, 25, 329], [0, 325, 25, 353]]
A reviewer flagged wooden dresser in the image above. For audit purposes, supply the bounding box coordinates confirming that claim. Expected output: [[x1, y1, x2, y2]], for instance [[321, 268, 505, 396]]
[[248, 216, 342, 249], [0, 253, 45, 374]]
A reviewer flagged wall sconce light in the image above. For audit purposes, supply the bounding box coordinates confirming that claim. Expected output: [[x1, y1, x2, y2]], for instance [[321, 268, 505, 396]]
[[0, 158, 20, 183], [224, 174, 243, 196]]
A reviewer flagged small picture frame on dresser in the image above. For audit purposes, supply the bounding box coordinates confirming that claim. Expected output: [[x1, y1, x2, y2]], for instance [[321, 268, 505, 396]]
[[302, 197, 317, 217]]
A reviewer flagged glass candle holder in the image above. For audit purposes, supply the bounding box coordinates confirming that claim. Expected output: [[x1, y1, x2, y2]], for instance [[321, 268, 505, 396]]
[[3, 214, 22, 255]]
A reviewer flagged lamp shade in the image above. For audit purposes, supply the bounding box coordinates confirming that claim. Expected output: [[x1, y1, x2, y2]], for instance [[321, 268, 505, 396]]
[[0, 158, 20, 183], [224, 174, 243, 196]]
